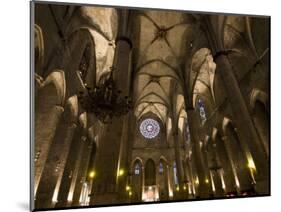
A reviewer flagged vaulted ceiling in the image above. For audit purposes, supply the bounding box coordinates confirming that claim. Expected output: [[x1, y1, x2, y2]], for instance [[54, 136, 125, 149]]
[[80, 7, 118, 84], [75, 6, 263, 130], [132, 10, 195, 124]]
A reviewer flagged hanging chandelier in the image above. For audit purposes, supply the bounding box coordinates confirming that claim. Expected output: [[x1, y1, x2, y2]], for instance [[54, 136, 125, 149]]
[[78, 68, 133, 124]]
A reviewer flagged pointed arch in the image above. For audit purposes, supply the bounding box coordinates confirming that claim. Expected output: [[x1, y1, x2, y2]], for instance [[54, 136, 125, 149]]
[[190, 48, 217, 109], [222, 117, 232, 134], [43, 70, 66, 106], [131, 157, 144, 169], [250, 88, 268, 111], [34, 24, 44, 75], [145, 159, 156, 186]]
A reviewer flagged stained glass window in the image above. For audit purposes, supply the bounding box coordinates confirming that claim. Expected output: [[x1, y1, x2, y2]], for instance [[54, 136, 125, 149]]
[[173, 162, 178, 185], [139, 118, 160, 139], [198, 98, 207, 126], [134, 163, 140, 175], [159, 162, 164, 174]]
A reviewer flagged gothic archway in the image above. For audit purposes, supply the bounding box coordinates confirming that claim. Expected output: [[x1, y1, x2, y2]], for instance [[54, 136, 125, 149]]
[[222, 118, 254, 195]]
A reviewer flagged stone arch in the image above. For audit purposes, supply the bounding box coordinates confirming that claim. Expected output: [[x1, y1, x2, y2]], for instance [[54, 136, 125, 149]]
[[145, 159, 156, 186], [250, 88, 269, 112], [222, 117, 232, 134], [190, 48, 217, 109], [158, 156, 168, 165], [158, 157, 169, 201], [43, 70, 66, 106], [131, 157, 144, 170], [34, 24, 44, 75], [131, 158, 143, 201], [34, 70, 67, 198], [250, 89, 269, 157], [65, 28, 97, 97], [221, 117, 254, 194]]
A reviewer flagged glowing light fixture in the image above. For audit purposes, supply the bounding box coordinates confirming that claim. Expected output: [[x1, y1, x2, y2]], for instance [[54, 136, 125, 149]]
[[89, 171, 96, 178], [118, 169, 124, 177], [195, 177, 199, 185]]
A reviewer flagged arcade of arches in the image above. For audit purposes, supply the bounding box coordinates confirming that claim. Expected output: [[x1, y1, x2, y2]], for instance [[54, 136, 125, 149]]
[[33, 3, 270, 209]]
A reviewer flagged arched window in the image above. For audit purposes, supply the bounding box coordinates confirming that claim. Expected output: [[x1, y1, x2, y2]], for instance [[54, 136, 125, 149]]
[[173, 162, 178, 185], [78, 44, 91, 82], [159, 162, 164, 174], [145, 159, 156, 185], [134, 163, 141, 175], [198, 98, 207, 126], [140, 118, 160, 139], [185, 121, 191, 145]]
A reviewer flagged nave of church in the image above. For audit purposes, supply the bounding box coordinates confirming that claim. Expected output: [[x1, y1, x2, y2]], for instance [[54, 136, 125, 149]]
[[32, 2, 270, 210]]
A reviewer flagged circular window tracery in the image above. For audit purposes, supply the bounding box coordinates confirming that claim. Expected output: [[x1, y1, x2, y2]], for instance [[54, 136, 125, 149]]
[[139, 118, 160, 139]]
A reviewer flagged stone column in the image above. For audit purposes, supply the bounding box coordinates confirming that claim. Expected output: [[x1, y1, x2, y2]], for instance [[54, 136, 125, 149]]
[[222, 134, 253, 194], [206, 139, 225, 197], [186, 159, 195, 199], [89, 20, 132, 203], [166, 164, 173, 200], [206, 16, 269, 193], [172, 131, 185, 199], [141, 166, 145, 201], [113, 38, 132, 201], [34, 105, 64, 196], [89, 117, 125, 205], [116, 112, 132, 202], [35, 119, 77, 209], [216, 54, 268, 185], [55, 126, 84, 207], [215, 134, 237, 195], [71, 138, 94, 206], [64, 135, 88, 206], [201, 143, 213, 196], [186, 110, 210, 198]]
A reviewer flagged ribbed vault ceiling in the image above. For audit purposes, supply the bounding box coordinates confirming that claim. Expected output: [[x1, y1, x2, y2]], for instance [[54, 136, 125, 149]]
[[80, 7, 118, 83], [133, 10, 194, 124]]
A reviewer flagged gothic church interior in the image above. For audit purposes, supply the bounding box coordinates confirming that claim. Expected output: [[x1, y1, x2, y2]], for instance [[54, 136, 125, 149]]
[[33, 2, 270, 210]]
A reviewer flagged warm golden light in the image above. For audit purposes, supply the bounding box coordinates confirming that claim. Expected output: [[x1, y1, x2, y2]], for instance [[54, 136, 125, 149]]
[[176, 186, 179, 191], [126, 185, 131, 191], [195, 177, 199, 185], [129, 191, 132, 196], [248, 159, 256, 171], [89, 171, 95, 178], [183, 185, 187, 190], [118, 169, 124, 176], [205, 179, 209, 184]]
